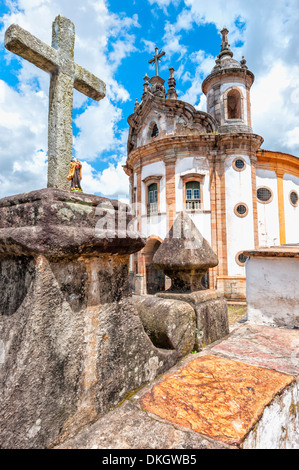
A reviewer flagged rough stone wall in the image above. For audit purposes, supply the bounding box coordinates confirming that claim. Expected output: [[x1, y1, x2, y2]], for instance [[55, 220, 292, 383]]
[[0, 253, 178, 449], [0, 189, 178, 449]]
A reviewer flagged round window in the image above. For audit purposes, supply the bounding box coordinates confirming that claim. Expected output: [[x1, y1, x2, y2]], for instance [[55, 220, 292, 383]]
[[290, 191, 299, 207], [234, 203, 248, 217], [236, 252, 248, 266], [257, 187, 272, 203], [233, 158, 246, 172]]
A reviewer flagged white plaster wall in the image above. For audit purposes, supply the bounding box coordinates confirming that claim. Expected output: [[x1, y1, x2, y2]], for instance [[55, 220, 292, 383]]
[[243, 379, 299, 449], [283, 173, 299, 244], [220, 82, 248, 124], [246, 257, 299, 328], [256, 169, 280, 247], [141, 213, 168, 240], [225, 155, 255, 276]]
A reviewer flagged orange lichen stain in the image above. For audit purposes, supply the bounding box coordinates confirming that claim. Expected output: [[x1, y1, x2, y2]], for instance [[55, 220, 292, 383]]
[[139, 355, 294, 446]]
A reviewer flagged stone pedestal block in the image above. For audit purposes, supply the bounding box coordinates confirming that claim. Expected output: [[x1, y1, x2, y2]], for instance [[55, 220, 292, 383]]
[[0, 189, 178, 449], [133, 295, 196, 358], [157, 290, 229, 350]]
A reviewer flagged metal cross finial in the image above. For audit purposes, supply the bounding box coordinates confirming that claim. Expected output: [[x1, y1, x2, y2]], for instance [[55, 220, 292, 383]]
[[149, 46, 165, 77], [5, 16, 106, 190]]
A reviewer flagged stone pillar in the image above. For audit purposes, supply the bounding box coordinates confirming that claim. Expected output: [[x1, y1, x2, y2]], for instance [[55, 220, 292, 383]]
[[251, 156, 259, 248], [0, 188, 179, 449], [164, 155, 176, 232], [276, 170, 286, 245]]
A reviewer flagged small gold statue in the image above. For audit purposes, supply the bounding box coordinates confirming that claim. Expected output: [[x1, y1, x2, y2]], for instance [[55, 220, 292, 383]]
[[67, 157, 83, 192]]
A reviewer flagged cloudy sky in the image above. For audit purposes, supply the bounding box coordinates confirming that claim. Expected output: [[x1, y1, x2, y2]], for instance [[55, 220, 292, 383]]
[[0, 0, 299, 200]]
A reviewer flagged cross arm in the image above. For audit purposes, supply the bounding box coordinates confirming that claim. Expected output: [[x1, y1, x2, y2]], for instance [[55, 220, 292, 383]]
[[5, 24, 59, 74], [74, 64, 106, 101]]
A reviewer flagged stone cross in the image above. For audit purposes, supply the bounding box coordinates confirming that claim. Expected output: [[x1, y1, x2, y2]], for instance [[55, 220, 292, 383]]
[[5, 15, 106, 190], [149, 47, 165, 77]]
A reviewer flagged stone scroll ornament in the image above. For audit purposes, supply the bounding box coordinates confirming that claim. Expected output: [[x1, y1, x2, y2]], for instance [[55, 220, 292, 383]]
[[4, 15, 106, 191]]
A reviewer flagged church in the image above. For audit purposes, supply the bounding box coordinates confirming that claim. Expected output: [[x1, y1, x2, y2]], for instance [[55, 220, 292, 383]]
[[124, 28, 299, 301]]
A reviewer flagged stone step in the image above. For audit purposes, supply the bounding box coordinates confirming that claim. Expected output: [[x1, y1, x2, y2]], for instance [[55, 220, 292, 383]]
[[56, 323, 299, 449]]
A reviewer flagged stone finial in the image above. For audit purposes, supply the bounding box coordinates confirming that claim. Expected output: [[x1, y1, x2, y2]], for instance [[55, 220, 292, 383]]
[[167, 66, 178, 100], [4, 16, 106, 191], [153, 212, 218, 292], [218, 27, 233, 59], [142, 73, 150, 100], [240, 56, 248, 69], [134, 98, 140, 111]]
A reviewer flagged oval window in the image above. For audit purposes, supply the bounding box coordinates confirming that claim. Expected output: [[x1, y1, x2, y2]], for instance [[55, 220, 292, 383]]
[[233, 158, 246, 171], [257, 187, 272, 203], [234, 203, 248, 217], [290, 191, 299, 207], [236, 252, 248, 266]]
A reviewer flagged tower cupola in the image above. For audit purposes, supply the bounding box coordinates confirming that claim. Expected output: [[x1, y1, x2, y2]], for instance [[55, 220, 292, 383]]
[[202, 28, 255, 134]]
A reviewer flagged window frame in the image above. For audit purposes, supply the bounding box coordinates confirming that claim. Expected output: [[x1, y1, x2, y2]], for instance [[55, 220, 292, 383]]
[[289, 190, 299, 208], [232, 157, 246, 172], [223, 87, 244, 122], [181, 174, 204, 212], [143, 175, 162, 216], [257, 186, 274, 205], [235, 251, 249, 267], [234, 202, 249, 218]]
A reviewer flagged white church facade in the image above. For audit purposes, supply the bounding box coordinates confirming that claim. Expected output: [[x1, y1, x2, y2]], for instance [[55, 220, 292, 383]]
[[124, 29, 299, 300]]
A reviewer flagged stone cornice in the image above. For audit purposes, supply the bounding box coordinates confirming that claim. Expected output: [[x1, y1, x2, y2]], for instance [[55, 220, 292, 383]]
[[126, 133, 264, 171], [202, 68, 255, 94]]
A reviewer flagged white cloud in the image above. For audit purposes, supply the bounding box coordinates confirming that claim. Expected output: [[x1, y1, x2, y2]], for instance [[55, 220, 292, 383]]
[[81, 157, 129, 198], [0, 0, 139, 198], [164, 0, 299, 156]]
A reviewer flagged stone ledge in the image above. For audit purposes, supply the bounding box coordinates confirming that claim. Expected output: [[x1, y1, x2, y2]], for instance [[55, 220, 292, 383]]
[[0, 188, 145, 258], [243, 246, 299, 258]]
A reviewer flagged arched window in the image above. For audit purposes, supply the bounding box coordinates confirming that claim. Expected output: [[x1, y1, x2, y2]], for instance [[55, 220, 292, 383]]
[[185, 181, 201, 211], [227, 89, 241, 120], [151, 123, 159, 137], [148, 183, 158, 214]]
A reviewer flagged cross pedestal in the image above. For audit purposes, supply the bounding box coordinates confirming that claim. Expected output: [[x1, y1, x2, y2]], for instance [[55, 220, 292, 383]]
[[5, 15, 106, 190]]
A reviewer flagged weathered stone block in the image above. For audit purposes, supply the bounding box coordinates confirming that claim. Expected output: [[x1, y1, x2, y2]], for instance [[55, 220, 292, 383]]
[[157, 290, 229, 350], [0, 189, 179, 449], [133, 295, 196, 357]]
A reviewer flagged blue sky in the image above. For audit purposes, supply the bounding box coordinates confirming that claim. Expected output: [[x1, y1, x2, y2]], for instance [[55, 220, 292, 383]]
[[0, 0, 299, 200]]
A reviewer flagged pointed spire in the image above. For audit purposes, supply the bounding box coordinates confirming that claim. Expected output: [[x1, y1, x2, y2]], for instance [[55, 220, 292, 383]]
[[142, 73, 150, 100], [218, 27, 233, 59], [166, 66, 178, 100], [220, 27, 230, 51]]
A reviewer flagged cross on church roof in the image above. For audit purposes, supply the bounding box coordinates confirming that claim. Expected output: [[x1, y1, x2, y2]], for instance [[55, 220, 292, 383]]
[[5, 15, 106, 191], [149, 47, 166, 77]]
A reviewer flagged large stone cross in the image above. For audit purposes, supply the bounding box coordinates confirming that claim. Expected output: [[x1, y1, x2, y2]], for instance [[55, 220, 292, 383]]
[[5, 15, 106, 190]]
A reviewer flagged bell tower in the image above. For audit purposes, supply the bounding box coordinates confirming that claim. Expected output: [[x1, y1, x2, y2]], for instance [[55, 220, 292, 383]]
[[202, 28, 254, 134]]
